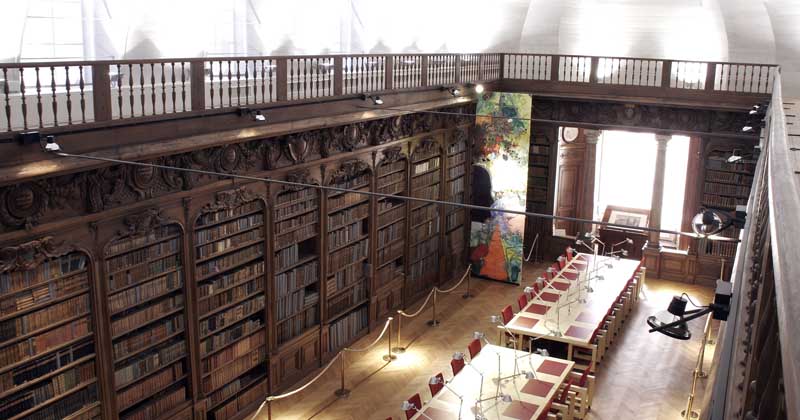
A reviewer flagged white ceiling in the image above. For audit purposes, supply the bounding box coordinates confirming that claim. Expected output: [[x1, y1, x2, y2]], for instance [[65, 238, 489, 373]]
[[2, 0, 798, 93]]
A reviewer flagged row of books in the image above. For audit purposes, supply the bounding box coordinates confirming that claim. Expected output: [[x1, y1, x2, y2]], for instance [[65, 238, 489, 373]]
[[706, 157, 756, 173], [530, 144, 550, 155], [196, 201, 262, 228], [202, 332, 264, 374], [0, 294, 89, 343], [0, 340, 94, 394], [196, 245, 263, 279], [274, 224, 317, 250], [378, 220, 405, 247], [328, 240, 369, 273], [275, 260, 319, 297], [7, 382, 97, 420], [0, 317, 91, 370], [199, 295, 265, 338], [110, 295, 184, 338], [377, 160, 405, 177], [409, 252, 439, 283], [206, 368, 265, 411], [327, 281, 368, 319], [196, 229, 264, 261], [446, 211, 464, 231], [114, 339, 185, 389], [275, 188, 317, 208], [328, 305, 369, 352], [328, 189, 369, 213], [211, 377, 267, 420], [117, 362, 183, 411], [198, 261, 264, 300], [0, 254, 87, 298], [375, 260, 403, 291], [447, 191, 465, 203], [377, 171, 405, 189], [531, 155, 549, 166], [274, 199, 318, 223], [276, 289, 319, 321], [106, 226, 179, 257], [0, 360, 95, 417], [327, 203, 369, 230], [121, 385, 185, 420], [328, 222, 367, 251], [447, 178, 464, 196], [701, 240, 738, 258], [410, 237, 439, 263], [412, 185, 440, 208], [446, 152, 465, 167], [447, 228, 465, 252], [274, 243, 306, 272], [447, 164, 465, 180], [275, 210, 317, 235], [108, 271, 182, 315], [106, 238, 180, 274], [706, 169, 754, 185], [410, 203, 439, 226], [531, 167, 547, 177], [201, 347, 266, 394], [194, 214, 263, 247], [411, 170, 440, 190], [413, 157, 440, 176], [200, 319, 263, 357], [378, 180, 405, 196], [702, 194, 746, 210], [199, 277, 264, 318], [410, 219, 439, 244], [276, 306, 318, 345], [529, 187, 547, 203], [328, 174, 370, 197], [377, 240, 404, 267], [108, 256, 181, 293], [378, 203, 405, 227], [448, 141, 466, 156], [413, 146, 440, 163], [327, 263, 366, 296], [704, 182, 750, 197], [113, 315, 183, 361], [0, 272, 88, 318]]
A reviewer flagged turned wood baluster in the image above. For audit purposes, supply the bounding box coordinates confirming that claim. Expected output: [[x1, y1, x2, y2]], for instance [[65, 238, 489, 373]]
[[268, 60, 274, 102], [64, 65, 72, 124], [114, 64, 122, 118], [127, 64, 133, 116], [179, 62, 186, 112], [19, 68, 28, 130], [259, 60, 265, 103], [150, 63, 156, 114], [209, 62, 215, 108], [3, 68, 10, 131], [227, 61, 232, 106], [139, 64, 145, 116], [235, 60, 241, 105], [217, 61, 224, 107], [35, 67, 43, 128]]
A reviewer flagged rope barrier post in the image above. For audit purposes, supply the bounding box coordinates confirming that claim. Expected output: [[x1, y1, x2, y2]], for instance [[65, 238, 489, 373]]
[[334, 353, 350, 398], [462, 265, 474, 299], [392, 310, 406, 353], [382, 317, 397, 361], [427, 289, 439, 327], [267, 399, 272, 420]]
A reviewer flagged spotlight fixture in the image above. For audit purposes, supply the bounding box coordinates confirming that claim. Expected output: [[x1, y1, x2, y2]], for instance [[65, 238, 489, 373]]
[[473, 331, 485, 340], [535, 348, 549, 357], [429, 375, 465, 417], [237, 107, 266, 122], [647, 282, 732, 340], [400, 401, 433, 420], [42, 135, 60, 152], [441, 86, 461, 97], [452, 351, 465, 361], [500, 393, 513, 403], [252, 110, 266, 121], [360, 94, 384, 105], [535, 276, 545, 289], [475, 84, 485, 94], [748, 105, 760, 115], [523, 286, 534, 297], [727, 149, 743, 163]]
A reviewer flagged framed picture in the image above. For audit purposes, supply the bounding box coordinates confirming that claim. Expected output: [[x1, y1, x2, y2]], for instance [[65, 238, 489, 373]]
[[602, 205, 650, 229]]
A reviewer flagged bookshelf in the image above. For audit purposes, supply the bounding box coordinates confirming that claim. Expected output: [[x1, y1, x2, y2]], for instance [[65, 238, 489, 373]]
[[699, 147, 756, 259], [374, 146, 408, 320], [0, 239, 100, 420], [192, 189, 268, 420], [528, 129, 553, 213], [324, 160, 372, 354], [444, 128, 469, 279], [408, 138, 442, 300], [103, 211, 190, 420]]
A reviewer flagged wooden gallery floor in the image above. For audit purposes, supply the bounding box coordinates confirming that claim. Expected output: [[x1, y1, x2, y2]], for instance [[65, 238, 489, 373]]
[[263, 262, 718, 420]]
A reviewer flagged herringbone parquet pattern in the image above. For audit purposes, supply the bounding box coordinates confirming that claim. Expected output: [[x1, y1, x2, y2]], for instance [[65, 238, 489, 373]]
[[262, 263, 716, 420]]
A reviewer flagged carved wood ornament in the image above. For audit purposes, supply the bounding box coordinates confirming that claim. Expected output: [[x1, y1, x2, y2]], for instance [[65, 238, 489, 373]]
[[378, 146, 406, 166], [199, 188, 260, 216], [0, 236, 73, 273], [328, 160, 371, 185], [282, 170, 319, 192]]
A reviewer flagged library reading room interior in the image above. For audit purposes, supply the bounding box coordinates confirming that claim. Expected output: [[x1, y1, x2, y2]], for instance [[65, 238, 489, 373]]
[[0, 1, 798, 420]]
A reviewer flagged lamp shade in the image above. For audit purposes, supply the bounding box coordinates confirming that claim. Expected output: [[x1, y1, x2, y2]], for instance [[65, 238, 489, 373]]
[[668, 295, 688, 317], [647, 311, 692, 340], [692, 210, 724, 236]]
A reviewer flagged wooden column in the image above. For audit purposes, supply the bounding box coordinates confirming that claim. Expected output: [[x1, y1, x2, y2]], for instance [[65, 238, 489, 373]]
[[580, 129, 601, 234], [646, 134, 671, 249]]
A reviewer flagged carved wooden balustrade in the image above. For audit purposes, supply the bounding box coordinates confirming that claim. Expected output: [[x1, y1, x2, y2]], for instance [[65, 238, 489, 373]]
[[0, 53, 775, 135]]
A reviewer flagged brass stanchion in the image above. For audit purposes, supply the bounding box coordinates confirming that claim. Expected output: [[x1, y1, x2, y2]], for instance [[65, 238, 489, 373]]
[[681, 313, 714, 419], [426, 289, 439, 326], [334, 353, 350, 398], [462, 268, 474, 299], [382, 317, 397, 361], [697, 313, 713, 379], [267, 399, 272, 420], [392, 311, 406, 353]]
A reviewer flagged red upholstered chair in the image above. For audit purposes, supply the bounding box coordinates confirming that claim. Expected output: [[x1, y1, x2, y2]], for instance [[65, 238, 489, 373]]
[[428, 372, 444, 397], [551, 263, 560, 273], [501, 305, 514, 324], [467, 338, 482, 359], [537, 400, 553, 420], [404, 393, 422, 420], [565, 246, 574, 260], [543, 270, 554, 281], [517, 293, 528, 312], [451, 356, 465, 376], [557, 255, 567, 270], [551, 379, 574, 419]]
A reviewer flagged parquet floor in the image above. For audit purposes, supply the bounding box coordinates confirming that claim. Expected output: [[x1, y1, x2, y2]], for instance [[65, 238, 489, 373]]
[[261, 262, 717, 420]]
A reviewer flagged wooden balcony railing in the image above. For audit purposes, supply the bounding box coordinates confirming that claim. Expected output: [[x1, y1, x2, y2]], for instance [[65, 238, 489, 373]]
[[0, 53, 777, 134]]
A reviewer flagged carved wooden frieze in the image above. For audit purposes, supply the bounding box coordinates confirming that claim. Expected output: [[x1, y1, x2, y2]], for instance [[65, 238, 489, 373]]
[[282, 169, 318, 192], [378, 146, 406, 167], [413, 137, 440, 160], [0, 236, 71, 273], [199, 188, 260, 216], [328, 159, 371, 185], [0, 182, 49, 230]]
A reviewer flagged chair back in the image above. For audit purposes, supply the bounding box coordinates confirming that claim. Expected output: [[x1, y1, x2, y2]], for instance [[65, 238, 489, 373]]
[[558, 379, 573, 403], [557, 255, 567, 270], [566, 246, 574, 260], [578, 363, 592, 387], [451, 357, 465, 376], [537, 400, 553, 420], [428, 372, 444, 397], [467, 338, 482, 359], [501, 305, 514, 324], [517, 294, 528, 312], [405, 393, 422, 420]]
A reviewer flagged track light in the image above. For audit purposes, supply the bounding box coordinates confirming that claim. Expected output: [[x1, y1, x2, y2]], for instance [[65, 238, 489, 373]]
[[473, 331, 485, 340], [452, 351, 465, 361], [535, 276, 545, 289], [500, 393, 513, 403], [42, 135, 60, 152], [742, 125, 753, 132], [523, 286, 534, 297], [360, 94, 383, 105], [474, 84, 485, 94], [238, 107, 266, 122], [442, 86, 461, 97]]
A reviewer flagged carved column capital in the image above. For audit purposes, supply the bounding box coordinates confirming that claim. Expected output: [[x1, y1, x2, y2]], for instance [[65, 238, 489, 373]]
[[583, 129, 602, 144], [655, 134, 672, 148]]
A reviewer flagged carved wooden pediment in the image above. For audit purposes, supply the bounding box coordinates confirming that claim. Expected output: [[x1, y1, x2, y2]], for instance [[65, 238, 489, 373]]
[[378, 146, 406, 166], [328, 159, 371, 185], [282, 170, 319, 192], [413, 137, 439, 159], [199, 188, 260, 216], [0, 236, 72, 273]]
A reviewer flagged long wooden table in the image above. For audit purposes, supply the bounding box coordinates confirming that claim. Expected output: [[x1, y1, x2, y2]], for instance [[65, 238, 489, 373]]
[[411, 344, 574, 420], [505, 254, 640, 370]]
